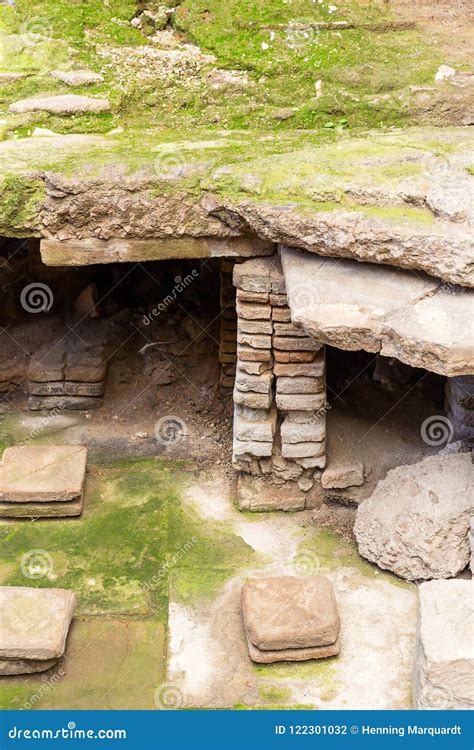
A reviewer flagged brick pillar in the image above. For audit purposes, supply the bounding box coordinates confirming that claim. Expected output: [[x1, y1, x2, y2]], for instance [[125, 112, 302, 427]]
[[232, 256, 326, 511], [219, 259, 238, 390]]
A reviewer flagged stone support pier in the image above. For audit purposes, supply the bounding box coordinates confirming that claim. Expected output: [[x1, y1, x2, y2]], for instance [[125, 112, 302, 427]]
[[232, 257, 327, 511]]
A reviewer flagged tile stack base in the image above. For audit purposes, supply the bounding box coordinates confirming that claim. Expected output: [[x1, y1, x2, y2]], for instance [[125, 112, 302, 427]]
[[232, 256, 327, 511], [28, 338, 107, 411], [242, 576, 340, 663], [0, 587, 76, 675], [0, 445, 87, 518]]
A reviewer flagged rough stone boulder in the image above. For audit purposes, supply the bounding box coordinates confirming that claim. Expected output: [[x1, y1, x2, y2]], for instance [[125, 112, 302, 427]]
[[354, 453, 473, 580], [413, 580, 474, 709]]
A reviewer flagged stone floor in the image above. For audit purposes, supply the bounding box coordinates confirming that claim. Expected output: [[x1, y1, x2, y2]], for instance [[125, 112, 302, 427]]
[[0, 439, 417, 710]]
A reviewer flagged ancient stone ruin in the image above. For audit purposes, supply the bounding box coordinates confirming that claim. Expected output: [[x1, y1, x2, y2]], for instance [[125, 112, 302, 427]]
[[0, 0, 472, 715]]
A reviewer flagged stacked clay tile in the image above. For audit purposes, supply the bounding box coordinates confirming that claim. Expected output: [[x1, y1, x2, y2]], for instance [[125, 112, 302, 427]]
[[219, 259, 238, 389], [232, 256, 327, 493], [28, 337, 107, 411]]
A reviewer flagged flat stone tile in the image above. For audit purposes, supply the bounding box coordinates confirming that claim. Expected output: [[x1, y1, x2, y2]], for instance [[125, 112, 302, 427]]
[[246, 634, 340, 663], [0, 587, 76, 660], [242, 576, 340, 650], [0, 446, 87, 503]]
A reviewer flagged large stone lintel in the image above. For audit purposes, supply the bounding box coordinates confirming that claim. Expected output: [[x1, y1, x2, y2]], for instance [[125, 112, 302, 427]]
[[40, 236, 275, 267]]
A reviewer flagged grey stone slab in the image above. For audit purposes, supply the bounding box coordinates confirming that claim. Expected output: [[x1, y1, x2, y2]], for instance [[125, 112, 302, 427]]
[[281, 246, 474, 377], [0, 656, 58, 675], [0, 587, 76, 660], [413, 580, 474, 709]]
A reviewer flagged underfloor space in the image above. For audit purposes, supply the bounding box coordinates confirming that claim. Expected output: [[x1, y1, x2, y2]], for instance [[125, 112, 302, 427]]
[[323, 348, 447, 505]]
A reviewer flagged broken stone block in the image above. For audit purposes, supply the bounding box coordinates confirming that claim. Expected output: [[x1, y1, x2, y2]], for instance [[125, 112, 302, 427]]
[[297, 477, 314, 492], [322, 462, 364, 489], [282, 441, 325, 459], [0, 446, 87, 504], [273, 322, 309, 337], [277, 376, 324, 395], [0, 497, 83, 519], [276, 393, 325, 411], [354, 454, 473, 581], [242, 576, 340, 650], [234, 388, 273, 410], [281, 416, 325, 444], [238, 360, 272, 376], [0, 587, 76, 674], [246, 636, 340, 664], [413, 580, 474, 709]]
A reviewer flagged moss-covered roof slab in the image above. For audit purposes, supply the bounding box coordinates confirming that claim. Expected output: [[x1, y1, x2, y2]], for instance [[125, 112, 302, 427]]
[[2, 126, 473, 286]]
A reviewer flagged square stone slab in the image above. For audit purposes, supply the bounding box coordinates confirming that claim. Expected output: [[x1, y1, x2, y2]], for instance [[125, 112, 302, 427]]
[[0, 445, 87, 503], [0, 587, 76, 660], [242, 576, 340, 650], [246, 634, 340, 663]]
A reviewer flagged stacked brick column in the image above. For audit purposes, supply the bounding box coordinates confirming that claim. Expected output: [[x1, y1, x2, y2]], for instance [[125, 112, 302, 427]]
[[232, 257, 326, 509], [219, 260, 238, 389]]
